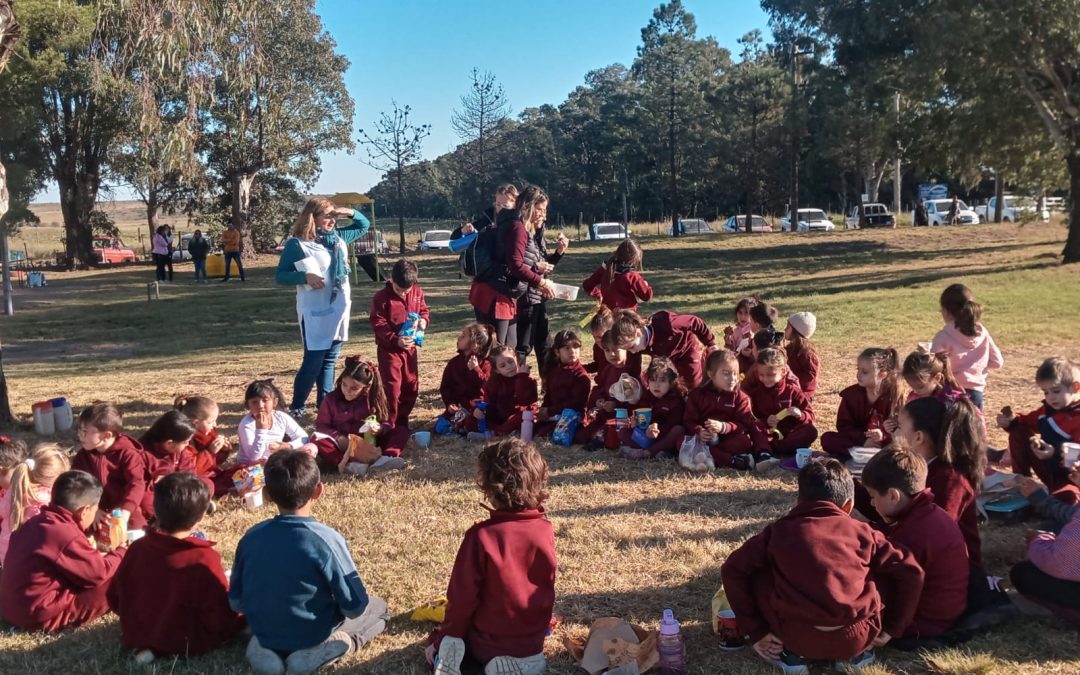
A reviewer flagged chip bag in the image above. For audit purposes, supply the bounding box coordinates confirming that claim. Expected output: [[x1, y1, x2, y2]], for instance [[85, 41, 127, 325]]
[[551, 408, 583, 447]]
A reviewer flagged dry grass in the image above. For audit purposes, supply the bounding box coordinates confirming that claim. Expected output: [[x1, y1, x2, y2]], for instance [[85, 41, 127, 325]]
[[0, 221, 1079, 674]]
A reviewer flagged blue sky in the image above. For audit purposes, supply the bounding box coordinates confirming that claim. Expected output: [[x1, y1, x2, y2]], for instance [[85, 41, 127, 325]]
[[38, 1, 772, 203]]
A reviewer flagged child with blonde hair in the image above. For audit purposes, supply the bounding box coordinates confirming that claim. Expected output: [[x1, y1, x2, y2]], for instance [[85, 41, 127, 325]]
[[175, 395, 232, 484], [0, 444, 70, 561]]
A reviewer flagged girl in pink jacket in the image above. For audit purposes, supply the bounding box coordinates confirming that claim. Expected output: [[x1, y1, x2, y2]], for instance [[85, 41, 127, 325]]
[[930, 284, 1003, 411]]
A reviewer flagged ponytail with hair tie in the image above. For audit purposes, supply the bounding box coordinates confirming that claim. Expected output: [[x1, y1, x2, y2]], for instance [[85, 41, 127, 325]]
[[23, 457, 35, 471]]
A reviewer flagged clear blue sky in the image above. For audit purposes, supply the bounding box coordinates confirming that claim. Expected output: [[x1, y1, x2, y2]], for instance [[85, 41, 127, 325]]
[[37, 1, 772, 203]]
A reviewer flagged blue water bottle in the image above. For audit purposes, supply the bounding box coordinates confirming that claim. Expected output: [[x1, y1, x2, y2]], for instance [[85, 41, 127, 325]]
[[658, 608, 686, 675], [476, 401, 489, 434]]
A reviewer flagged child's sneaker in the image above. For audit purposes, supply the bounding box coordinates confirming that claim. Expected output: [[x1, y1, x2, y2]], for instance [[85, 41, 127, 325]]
[[245, 635, 285, 675], [434, 636, 465, 675], [285, 631, 353, 674], [288, 407, 307, 422], [369, 455, 406, 473], [343, 462, 369, 476], [717, 635, 745, 651], [834, 649, 875, 672], [133, 649, 155, 665], [754, 452, 780, 472], [467, 431, 494, 442], [732, 453, 756, 471], [484, 653, 546, 675], [771, 649, 811, 674], [617, 446, 651, 460]]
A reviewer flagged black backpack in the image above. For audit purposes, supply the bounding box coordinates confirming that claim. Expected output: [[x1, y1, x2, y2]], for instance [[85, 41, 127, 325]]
[[459, 211, 526, 299]]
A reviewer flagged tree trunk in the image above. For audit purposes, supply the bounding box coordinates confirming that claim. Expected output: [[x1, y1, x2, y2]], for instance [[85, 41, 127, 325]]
[[1064, 154, 1080, 264], [993, 171, 1004, 223], [396, 166, 406, 254], [0, 338, 14, 429], [231, 172, 258, 258], [145, 187, 160, 243], [56, 166, 99, 268], [668, 79, 679, 237]]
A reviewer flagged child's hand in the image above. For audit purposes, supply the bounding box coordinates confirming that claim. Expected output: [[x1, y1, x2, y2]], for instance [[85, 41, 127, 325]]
[[788, 407, 803, 420], [997, 412, 1016, 430], [646, 423, 660, 440], [93, 509, 110, 530], [447, 403, 460, 414], [1030, 437, 1056, 460], [601, 399, 616, 413], [336, 435, 350, 451], [466, 355, 480, 371], [209, 436, 227, 453], [882, 418, 898, 434], [723, 325, 735, 337], [299, 442, 319, 458], [1015, 476, 1042, 498], [254, 410, 274, 429], [767, 414, 779, 428], [473, 408, 486, 420], [706, 419, 730, 435], [398, 335, 415, 349], [865, 428, 885, 446], [753, 633, 784, 661], [698, 429, 717, 443], [1025, 529, 1051, 545], [366, 421, 382, 435], [518, 362, 532, 376], [871, 631, 892, 648]]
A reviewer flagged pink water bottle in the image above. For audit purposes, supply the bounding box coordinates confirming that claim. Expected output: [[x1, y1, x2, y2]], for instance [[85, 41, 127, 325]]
[[658, 608, 686, 674], [521, 410, 535, 442]]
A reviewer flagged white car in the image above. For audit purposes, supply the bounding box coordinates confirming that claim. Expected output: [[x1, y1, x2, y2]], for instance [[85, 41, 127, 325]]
[[668, 218, 714, 236], [723, 215, 773, 233], [419, 229, 452, 251], [781, 208, 835, 232], [925, 199, 978, 226], [589, 222, 631, 240], [974, 196, 1050, 223]]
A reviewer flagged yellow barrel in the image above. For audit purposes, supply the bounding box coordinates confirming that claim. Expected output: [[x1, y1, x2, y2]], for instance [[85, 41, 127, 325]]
[[205, 253, 225, 278]]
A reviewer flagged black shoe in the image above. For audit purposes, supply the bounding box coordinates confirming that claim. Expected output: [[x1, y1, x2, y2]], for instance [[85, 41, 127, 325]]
[[220, 278, 230, 283], [754, 452, 780, 471], [732, 453, 755, 471], [775, 649, 811, 674], [582, 439, 603, 452]]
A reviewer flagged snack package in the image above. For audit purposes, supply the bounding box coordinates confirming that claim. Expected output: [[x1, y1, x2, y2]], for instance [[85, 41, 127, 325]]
[[410, 597, 447, 623], [232, 463, 265, 494], [551, 408, 583, 447], [563, 617, 659, 675], [339, 433, 381, 471], [609, 374, 642, 405], [398, 312, 425, 347]]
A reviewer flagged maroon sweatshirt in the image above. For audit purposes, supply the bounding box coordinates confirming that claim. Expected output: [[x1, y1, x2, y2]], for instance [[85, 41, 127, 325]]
[[440, 507, 556, 662], [588, 362, 641, 418], [720, 500, 924, 644], [882, 490, 969, 638], [0, 504, 125, 631], [315, 388, 386, 437], [482, 373, 539, 427], [107, 529, 244, 656], [369, 281, 431, 353], [744, 377, 816, 431], [71, 434, 148, 530], [926, 458, 982, 566], [581, 266, 653, 311], [440, 353, 492, 409], [540, 361, 592, 416], [831, 384, 896, 448], [638, 389, 686, 436], [642, 311, 716, 388], [586, 343, 643, 377], [140, 442, 200, 522], [684, 384, 771, 450], [786, 343, 820, 399]]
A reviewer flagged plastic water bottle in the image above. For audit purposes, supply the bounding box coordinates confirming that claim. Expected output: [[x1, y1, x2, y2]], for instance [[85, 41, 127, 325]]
[[658, 609, 686, 675], [521, 410, 534, 442], [476, 401, 489, 434]]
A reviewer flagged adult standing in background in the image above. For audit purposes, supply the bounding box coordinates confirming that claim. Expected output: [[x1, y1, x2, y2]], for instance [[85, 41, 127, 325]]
[[516, 223, 568, 368], [220, 222, 245, 282], [151, 225, 173, 283], [275, 197, 371, 418], [188, 229, 210, 283]]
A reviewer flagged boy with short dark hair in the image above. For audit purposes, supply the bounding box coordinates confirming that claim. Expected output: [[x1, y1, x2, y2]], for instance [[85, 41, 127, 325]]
[[861, 447, 969, 640], [370, 258, 430, 456], [71, 401, 148, 531], [108, 472, 244, 661], [230, 450, 388, 675], [0, 470, 126, 632], [720, 458, 924, 674]]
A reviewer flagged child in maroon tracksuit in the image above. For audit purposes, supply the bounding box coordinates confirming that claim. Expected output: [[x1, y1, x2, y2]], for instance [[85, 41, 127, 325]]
[[313, 356, 394, 471], [0, 470, 126, 632], [576, 339, 642, 447], [71, 401, 148, 533], [370, 259, 430, 455], [820, 348, 902, 458], [784, 312, 820, 399], [108, 473, 244, 660], [860, 448, 969, 641], [684, 349, 772, 470], [606, 308, 716, 389], [741, 328, 803, 391], [618, 356, 687, 460], [998, 356, 1080, 504], [429, 438, 556, 674], [468, 346, 539, 438], [743, 348, 818, 456], [175, 396, 232, 493], [139, 410, 207, 524], [581, 238, 653, 311], [536, 330, 592, 436], [720, 458, 924, 669], [437, 322, 496, 433]]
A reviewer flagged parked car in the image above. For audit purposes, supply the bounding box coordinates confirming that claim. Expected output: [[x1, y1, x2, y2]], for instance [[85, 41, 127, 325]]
[[781, 208, 835, 232], [845, 203, 896, 229], [723, 215, 773, 233], [668, 218, 714, 236], [974, 196, 1049, 223], [419, 229, 452, 251], [923, 199, 978, 226], [1045, 196, 1065, 212], [92, 237, 137, 264], [589, 222, 631, 240]]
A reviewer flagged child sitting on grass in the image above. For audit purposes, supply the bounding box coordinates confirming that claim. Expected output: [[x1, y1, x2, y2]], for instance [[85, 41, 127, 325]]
[[237, 380, 318, 466], [725, 296, 758, 372], [820, 348, 902, 458], [108, 472, 244, 662], [0, 444, 70, 562], [720, 458, 924, 673], [0, 436, 30, 533], [437, 322, 496, 434], [902, 348, 968, 407], [581, 238, 653, 312], [467, 345, 539, 440], [230, 450, 389, 674], [0, 470, 126, 632], [618, 356, 687, 459], [140, 410, 206, 523], [71, 401, 148, 533], [536, 330, 592, 433], [861, 447, 969, 641], [784, 312, 820, 399], [576, 338, 641, 449], [430, 438, 556, 675], [175, 395, 233, 490], [743, 348, 818, 457]]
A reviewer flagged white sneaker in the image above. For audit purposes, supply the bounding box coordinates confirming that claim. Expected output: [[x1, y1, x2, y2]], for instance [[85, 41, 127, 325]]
[[434, 636, 465, 675], [369, 455, 406, 473], [343, 462, 369, 476], [134, 649, 155, 665], [485, 653, 546, 675], [284, 631, 352, 674], [246, 636, 285, 675]]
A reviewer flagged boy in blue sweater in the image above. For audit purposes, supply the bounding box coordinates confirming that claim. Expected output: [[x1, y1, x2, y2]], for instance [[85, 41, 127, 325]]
[[230, 450, 388, 675]]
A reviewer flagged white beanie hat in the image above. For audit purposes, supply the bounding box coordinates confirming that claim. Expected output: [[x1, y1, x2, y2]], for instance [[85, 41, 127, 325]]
[[788, 312, 817, 339]]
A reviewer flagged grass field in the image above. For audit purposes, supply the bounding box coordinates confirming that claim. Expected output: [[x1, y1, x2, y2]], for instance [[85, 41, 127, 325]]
[[0, 220, 1079, 674]]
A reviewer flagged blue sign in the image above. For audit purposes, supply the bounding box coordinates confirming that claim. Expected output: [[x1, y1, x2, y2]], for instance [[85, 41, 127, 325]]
[[918, 183, 949, 202]]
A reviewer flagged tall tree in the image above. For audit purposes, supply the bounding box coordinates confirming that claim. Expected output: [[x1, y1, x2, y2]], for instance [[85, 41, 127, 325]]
[[358, 102, 431, 254], [451, 68, 511, 212], [0, 0, 21, 424]]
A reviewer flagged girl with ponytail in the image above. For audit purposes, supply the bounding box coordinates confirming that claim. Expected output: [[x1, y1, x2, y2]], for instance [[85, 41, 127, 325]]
[[0, 444, 69, 560], [821, 347, 904, 457], [930, 283, 1003, 410], [313, 355, 397, 474], [436, 322, 497, 435]]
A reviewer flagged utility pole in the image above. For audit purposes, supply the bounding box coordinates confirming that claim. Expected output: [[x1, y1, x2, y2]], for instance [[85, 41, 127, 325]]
[[894, 90, 902, 215], [788, 43, 812, 233], [622, 166, 629, 236]]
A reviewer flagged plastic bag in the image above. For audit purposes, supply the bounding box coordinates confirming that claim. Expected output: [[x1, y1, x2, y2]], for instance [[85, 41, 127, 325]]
[[678, 435, 716, 473], [551, 408, 583, 447], [608, 374, 642, 405]]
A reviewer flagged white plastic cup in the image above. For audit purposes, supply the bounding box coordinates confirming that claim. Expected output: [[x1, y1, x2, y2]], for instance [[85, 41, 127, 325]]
[[1063, 442, 1080, 468], [413, 431, 431, 447], [127, 529, 145, 544], [243, 490, 264, 510], [550, 282, 580, 301], [796, 448, 813, 469]]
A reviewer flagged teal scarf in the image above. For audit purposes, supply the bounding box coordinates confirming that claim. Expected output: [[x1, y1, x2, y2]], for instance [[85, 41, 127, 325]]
[[316, 229, 348, 297]]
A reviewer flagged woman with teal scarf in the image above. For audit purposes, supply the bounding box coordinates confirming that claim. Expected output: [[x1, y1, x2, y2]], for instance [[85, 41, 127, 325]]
[[275, 197, 372, 417]]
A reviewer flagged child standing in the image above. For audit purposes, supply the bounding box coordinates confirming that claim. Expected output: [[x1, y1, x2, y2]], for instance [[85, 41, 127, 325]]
[[536, 330, 592, 432], [237, 380, 318, 466], [71, 401, 149, 532], [175, 395, 232, 486], [431, 439, 556, 675], [785, 312, 820, 399], [438, 323, 496, 433], [230, 450, 389, 674], [930, 284, 1003, 411], [860, 448, 969, 640], [0, 444, 69, 562], [618, 357, 687, 459], [820, 348, 902, 458], [0, 470, 126, 632], [684, 349, 773, 470], [581, 238, 653, 311], [139, 410, 201, 523], [998, 357, 1080, 504], [606, 308, 716, 389], [108, 473, 245, 661], [720, 459, 923, 672], [743, 349, 818, 456], [370, 259, 430, 455], [313, 356, 402, 475], [902, 349, 968, 407], [469, 346, 539, 439]]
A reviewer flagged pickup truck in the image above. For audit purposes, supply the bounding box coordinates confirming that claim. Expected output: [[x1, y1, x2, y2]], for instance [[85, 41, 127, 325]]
[[845, 203, 895, 229], [92, 237, 137, 264], [975, 196, 1049, 223]]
